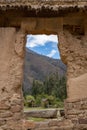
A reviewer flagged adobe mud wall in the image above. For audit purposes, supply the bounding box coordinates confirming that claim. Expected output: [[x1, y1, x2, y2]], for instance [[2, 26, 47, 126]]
[[59, 30, 87, 100], [58, 19, 87, 124], [0, 1, 87, 130], [0, 0, 87, 18], [0, 28, 25, 130], [0, 0, 87, 10]]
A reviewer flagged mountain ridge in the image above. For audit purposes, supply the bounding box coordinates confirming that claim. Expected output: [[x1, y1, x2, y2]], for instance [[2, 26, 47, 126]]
[[23, 48, 66, 94]]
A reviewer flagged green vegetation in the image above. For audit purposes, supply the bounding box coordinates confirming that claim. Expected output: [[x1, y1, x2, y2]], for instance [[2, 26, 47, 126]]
[[24, 95, 35, 107], [24, 73, 67, 108], [27, 117, 46, 122]]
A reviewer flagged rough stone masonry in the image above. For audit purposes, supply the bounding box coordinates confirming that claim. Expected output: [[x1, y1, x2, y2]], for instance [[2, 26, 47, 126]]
[[0, 0, 87, 130]]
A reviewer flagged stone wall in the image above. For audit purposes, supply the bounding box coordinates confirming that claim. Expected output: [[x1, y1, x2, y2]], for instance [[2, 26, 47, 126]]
[[58, 30, 87, 100], [65, 98, 87, 124], [0, 28, 25, 130], [0, 0, 87, 17], [0, 5, 87, 129], [58, 24, 87, 127], [23, 119, 74, 130]]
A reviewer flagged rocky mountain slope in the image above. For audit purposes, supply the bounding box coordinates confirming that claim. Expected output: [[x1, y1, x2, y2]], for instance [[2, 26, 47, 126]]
[[23, 48, 66, 94]]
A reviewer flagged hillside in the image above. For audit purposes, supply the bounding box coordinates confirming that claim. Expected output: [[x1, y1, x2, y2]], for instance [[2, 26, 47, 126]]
[[23, 48, 66, 94]]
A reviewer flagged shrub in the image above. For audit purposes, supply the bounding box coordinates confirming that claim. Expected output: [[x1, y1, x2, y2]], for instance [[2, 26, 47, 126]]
[[41, 95, 57, 108], [25, 95, 35, 107]]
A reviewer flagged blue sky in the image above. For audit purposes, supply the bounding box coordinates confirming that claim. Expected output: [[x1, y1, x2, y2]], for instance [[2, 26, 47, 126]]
[[26, 34, 60, 59]]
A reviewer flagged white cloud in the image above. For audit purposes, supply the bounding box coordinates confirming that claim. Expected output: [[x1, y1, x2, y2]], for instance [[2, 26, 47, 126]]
[[47, 50, 57, 58], [26, 34, 58, 48]]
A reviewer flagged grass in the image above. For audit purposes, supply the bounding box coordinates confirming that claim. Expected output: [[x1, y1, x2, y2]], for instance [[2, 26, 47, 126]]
[[27, 117, 46, 122], [24, 106, 58, 111], [24, 106, 64, 113], [24, 107, 64, 122], [24, 107, 45, 111]]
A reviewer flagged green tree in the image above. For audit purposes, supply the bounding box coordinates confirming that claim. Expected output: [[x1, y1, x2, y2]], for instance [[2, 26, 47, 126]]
[[32, 79, 44, 98], [55, 76, 67, 101], [31, 73, 67, 107]]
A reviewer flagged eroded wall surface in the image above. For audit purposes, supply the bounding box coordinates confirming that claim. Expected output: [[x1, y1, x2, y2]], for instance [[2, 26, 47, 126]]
[[0, 6, 87, 129], [59, 31, 87, 99], [58, 25, 87, 124], [0, 28, 25, 130]]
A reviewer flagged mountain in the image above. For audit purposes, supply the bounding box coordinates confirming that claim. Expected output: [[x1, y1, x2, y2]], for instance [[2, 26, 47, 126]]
[[23, 48, 66, 94]]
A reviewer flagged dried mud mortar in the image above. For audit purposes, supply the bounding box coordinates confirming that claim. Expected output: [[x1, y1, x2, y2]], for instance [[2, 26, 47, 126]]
[[0, 0, 87, 130]]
